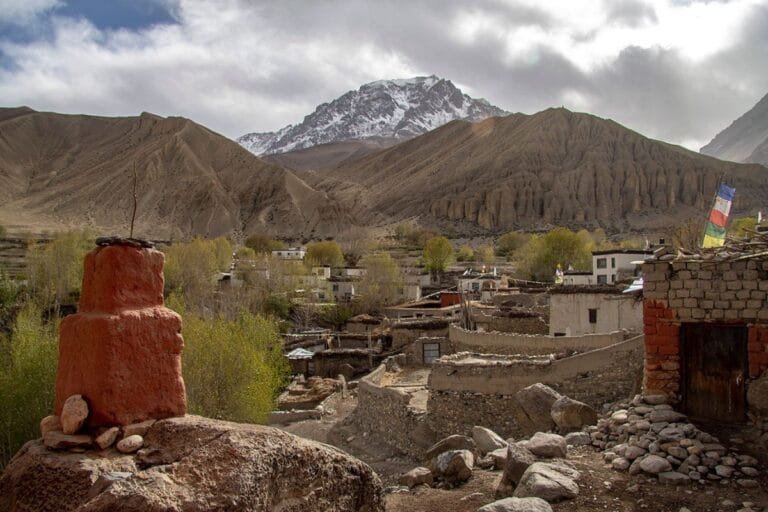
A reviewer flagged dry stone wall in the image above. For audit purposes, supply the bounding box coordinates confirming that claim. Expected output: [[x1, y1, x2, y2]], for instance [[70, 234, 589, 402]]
[[449, 325, 624, 356], [426, 336, 643, 439]]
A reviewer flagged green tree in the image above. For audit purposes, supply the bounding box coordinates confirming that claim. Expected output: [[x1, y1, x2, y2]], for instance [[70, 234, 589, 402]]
[[731, 216, 758, 238], [180, 303, 289, 423], [514, 227, 592, 281], [495, 231, 528, 258], [26, 230, 92, 309], [456, 245, 474, 262], [477, 244, 495, 265], [422, 236, 454, 276], [357, 252, 404, 312], [163, 238, 232, 313], [305, 240, 344, 268], [0, 304, 58, 468], [245, 234, 285, 254]]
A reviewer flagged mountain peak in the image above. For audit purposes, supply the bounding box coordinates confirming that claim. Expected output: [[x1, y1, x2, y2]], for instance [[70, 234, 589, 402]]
[[700, 92, 768, 166], [237, 76, 508, 155]]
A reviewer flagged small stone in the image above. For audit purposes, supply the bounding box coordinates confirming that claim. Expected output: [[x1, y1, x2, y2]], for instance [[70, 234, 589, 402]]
[[564, 432, 591, 446], [715, 465, 735, 478], [43, 431, 92, 450], [736, 479, 759, 488], [740, 467, 759, 477], [40, 415, 62, 436], [61, 395, 89, 434], [477, 497, 553, 512], [649, 410, 687, 423], [639, 455, 672, 474], [122, 419, 156, 438], [658, 471, 691, 485], [95, 427, 120, 450], [398, 467, 433, 488], [116, 434, 143, 454], [643, 394, 668, 405], [612, 458, 630, 471]]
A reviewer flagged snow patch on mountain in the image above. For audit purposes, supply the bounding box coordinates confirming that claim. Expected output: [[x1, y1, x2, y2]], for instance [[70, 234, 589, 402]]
[[237, 75, 508, 155]]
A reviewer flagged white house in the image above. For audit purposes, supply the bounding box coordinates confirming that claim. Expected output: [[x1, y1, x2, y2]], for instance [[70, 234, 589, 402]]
[[549, 286, 643, 336], [591, 249, 652, 284], [272, 247, 306, 260]]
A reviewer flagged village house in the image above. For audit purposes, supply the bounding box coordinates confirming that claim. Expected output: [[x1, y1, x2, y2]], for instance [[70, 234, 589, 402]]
[[642, 245, 768, 425], [548, 284, 643, 336], [272, 247, 306, 260]]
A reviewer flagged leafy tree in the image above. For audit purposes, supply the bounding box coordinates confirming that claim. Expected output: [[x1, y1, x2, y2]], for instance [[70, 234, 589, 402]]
[[456, 245, 474, 262], [495, 231, 528, 258], [305, 240, 344, 268], [338, 227, 375, 267], [163, 237, 232, 314], [245, 234, 286, 254], [422, 236, 454, 276], [318, 304, 354, 330], [179, 300, 289, 423], [669, 219, 703, 250], [514, 227, 592, 281], [393, 222, 437, 249], [477, 244, 495, 265], [357, 252, 404, 312], [731, 216, 758, 238], [0, 304, 58, 469], [26, 230, 92, 309]]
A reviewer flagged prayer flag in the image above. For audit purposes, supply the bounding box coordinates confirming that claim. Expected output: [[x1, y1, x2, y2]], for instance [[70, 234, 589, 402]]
[[702, 184, 735, 248]]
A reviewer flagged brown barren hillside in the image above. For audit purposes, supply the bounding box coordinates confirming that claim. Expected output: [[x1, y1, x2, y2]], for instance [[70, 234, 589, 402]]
[[0, 107, 355, 238], [314, 108, 768, 233]]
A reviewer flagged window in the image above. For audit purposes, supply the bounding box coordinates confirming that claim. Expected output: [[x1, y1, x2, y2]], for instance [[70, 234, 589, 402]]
[[423, 343, 441, 364], [332, 284, 339, 291], [472, 282, 480, 292], [611, 257, 616, 268], [588, 308, 597, 324], [611, 274, 616, 283], [596, 258, 607, 269], [597, 275, 607, 284]]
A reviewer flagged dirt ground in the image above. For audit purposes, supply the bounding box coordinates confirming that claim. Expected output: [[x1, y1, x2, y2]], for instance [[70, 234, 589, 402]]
[[278, 393, 768, 512]]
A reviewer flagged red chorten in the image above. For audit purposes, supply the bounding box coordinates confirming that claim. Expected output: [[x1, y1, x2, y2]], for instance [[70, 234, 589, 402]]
[[55, 243, 186, 427]]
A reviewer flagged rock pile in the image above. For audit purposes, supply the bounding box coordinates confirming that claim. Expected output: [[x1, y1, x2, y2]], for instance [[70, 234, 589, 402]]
[[591, 394, 762, 487], [39, 394, 153, 454]]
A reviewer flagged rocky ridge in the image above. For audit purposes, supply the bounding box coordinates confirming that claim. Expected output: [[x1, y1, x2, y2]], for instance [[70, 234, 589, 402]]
[[237, 76, 508, 155], [701, 92, 768, 166]]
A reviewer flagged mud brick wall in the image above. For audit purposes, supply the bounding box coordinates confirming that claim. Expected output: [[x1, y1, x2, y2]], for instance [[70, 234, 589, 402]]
[[642, 257, 768, 398]]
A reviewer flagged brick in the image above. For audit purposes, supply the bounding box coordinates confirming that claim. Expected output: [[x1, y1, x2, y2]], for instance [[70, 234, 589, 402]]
[[723, 271, 738, 281], [671, 280, 683, 290], [759, 281, 768, 291], [658, 324, 679, 337], [692, 309, 706, 319], [669, 298, 683, 308], [746, 260, 758, 270], [747, 299, 763, 309], [683, 298, 697, 308], [724, 309, 739, 320], [727, 281, 742, 290], [678, 289, 691, 298], [699, 280, 712, 291], [678, 308, 692, 319], [731, 300, 746, 309], [722, 291, 736, 300], [658, 345, 679, 355], [698, 270, 712, 280], [742, 309, 758, 320], [688, 262, 701, 271], [750, 290, 766, 300], [744, 281, 758, 291], [711, 309, 724, 319], [749, 340, 762, 352], [732, 261, 746, 271], [758, 310, 768, 321], [690, 288, 704, 298], [737, 289, 752, 299], [700, 299, 714, 309], [672, 262, 688, 271], [744, 270, 759, 280], [714, 300, 730, 309], [678, 270, 692, 280], [655, 281, 670, 292]]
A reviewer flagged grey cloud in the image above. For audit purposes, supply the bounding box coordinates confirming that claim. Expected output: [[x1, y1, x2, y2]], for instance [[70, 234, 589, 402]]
[[604, 0, 658, 27]]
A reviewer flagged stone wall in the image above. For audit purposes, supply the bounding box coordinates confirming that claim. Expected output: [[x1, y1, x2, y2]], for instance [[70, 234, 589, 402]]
[[426, 336, 643, 438], [391, 321, 450, 350], [448, 325, 625, 356], [348, 365, 433, 457], [473, 313, 549, 334], [642, 257, 768, 397], [402, 336, 453, 365]]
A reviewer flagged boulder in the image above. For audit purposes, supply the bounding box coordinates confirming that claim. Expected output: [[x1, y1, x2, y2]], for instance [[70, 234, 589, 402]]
[[473, 426, 508, 455], [488, 447, 508, 469], [477, 496, 553, 512], [123, 419, 156, 437], [524, 433, 567, 459], [496, 444, 536, 497], [0, 415, 384, 511], [513, 462, 579, 502], [61, 395, 89, 434], [432, 449, 474, 486], [563, 432, 591, 446], [550, 397, 597, 433], [398, 467, 433, 488], [512, 384, 562, 435], [424, 435, 478, 462]]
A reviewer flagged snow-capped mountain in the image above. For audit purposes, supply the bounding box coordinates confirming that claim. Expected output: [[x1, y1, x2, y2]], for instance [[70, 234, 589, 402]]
[[237, 75, 509, 155]]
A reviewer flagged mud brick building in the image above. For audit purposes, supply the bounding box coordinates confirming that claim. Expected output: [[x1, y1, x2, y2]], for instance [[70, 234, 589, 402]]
[[642, 253, 768, 423]]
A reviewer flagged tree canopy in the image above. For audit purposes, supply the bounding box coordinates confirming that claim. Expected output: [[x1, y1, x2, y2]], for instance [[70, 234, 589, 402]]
[[305, 240, 344, 268], [422, 236, 454, 275], [357, 252, 404, 312]]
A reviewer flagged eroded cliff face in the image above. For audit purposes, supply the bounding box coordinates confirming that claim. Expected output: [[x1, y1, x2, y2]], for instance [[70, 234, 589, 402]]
[[321, 108, 768, 233]]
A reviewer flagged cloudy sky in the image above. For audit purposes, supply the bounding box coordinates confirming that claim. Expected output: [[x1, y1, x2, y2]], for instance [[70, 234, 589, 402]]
[[1, 0, 767, 150]]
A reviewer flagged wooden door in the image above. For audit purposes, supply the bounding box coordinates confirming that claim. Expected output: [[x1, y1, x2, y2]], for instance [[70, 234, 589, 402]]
[[681, 323, 747, 422]]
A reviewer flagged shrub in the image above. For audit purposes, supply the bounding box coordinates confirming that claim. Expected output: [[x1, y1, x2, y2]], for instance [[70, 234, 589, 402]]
[[181, 307, 288, 423], [0, 304, 58, 469]]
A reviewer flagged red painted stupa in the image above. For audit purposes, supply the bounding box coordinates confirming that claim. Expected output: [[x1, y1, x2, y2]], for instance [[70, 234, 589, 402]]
[[55, 238, 186, 427]]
